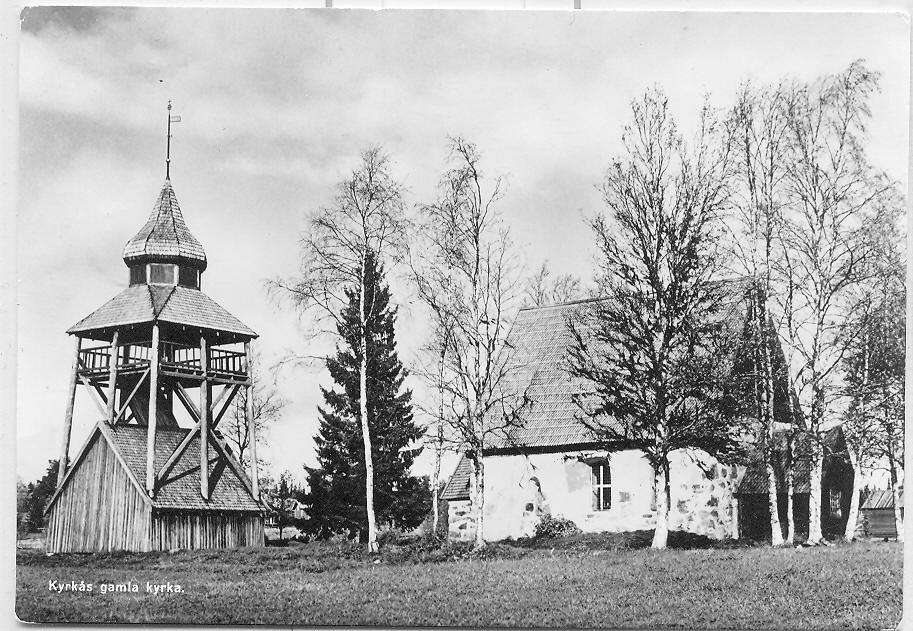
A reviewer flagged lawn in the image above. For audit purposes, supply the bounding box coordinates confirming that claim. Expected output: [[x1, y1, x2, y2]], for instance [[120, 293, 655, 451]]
[[16, 537, 902, 628]]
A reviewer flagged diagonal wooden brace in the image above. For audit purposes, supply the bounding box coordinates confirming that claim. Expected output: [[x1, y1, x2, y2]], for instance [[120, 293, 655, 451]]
[[77, 373, 108, 419], [170, 382, 256, 503], [175, 381, 237, 430], [158, 425, 200, 485], [113, 368, 150, 426]]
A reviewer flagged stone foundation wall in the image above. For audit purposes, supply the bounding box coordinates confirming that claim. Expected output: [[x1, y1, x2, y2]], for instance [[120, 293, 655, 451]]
[[447, 499, 476, 542]]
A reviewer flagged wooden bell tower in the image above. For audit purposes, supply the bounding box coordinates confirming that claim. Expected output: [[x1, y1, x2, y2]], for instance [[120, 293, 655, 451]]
[[45, 115, 265, 552]]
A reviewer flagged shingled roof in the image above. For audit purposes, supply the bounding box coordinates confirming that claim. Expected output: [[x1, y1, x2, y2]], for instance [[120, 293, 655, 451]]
[[862, 489, 903, 510], [108, 425, 261, 512], [484, 300, 603, 451], [67, 284, 257, 339], [735, 427, 844, 495], [441, 453, 473, 501], [485, 282, 752, 453], [123, 179, 207, 270], [47, 424, 263, 513]]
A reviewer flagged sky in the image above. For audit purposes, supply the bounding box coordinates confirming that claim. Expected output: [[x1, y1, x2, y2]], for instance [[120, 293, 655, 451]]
[[16, 7, 909, 484]]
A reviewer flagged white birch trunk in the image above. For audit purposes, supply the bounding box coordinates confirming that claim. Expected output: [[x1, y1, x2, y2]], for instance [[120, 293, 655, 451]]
[[890, 457, 904, 543], [785, 432, 795, 544], [766, 458, 784, 545], [763, 390, 783, 544], [473, 455, 486, 549], [651, 462, 669, 549], [807, 440, 824, 544], [844, 332, 869, 543], [359, 268, 378, 553], [756, 289, 783, 546], [431, 423, 442, 537], [844, 445, 862, 541], [431, 343, 447, 538]]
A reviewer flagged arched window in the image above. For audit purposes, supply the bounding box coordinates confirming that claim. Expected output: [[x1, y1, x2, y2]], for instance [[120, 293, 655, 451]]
[[592, 461, 611, 511]]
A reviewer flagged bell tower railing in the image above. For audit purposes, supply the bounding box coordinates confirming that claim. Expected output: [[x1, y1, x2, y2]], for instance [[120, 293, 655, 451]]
[[77, 341, 248, 384]]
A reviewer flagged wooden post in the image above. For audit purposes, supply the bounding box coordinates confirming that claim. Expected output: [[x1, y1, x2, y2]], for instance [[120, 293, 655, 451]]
[[57, 337, 82, 487], [244, 340, 260, 499], [105, 330, 120, 423], [200, 335, 210, 500], [146, 324, 160, 495]]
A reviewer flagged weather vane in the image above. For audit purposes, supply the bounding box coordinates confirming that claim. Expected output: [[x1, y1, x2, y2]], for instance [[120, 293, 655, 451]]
[[165, 100, 181, 179]]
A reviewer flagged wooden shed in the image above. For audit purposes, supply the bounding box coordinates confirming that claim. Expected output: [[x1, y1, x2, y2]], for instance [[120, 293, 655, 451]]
[[860, 489, 903, 539]]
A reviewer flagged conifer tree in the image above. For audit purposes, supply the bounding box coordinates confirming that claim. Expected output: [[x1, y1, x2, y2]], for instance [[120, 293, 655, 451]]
[[304, 252, 429, 540]]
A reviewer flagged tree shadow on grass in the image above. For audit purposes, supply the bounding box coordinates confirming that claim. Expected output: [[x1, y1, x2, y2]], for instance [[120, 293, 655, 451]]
[[505, 529, 765, 552]]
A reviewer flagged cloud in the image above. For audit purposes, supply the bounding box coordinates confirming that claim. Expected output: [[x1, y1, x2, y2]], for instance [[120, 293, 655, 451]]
[[16, 7, 909, 482]]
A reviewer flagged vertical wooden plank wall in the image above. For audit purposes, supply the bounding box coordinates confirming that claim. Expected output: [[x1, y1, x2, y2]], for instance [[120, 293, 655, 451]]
[[45, 435, 151, 553], [151, 512, 264, 550]]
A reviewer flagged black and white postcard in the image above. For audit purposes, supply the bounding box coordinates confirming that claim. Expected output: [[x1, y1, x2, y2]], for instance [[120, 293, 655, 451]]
[[11, 4, 907, 627]]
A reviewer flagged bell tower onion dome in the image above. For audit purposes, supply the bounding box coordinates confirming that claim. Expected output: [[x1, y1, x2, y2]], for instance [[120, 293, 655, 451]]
[[123, 179, 207, 272]]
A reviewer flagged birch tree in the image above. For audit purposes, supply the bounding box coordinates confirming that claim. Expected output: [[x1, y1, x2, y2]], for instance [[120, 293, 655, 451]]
[[567, 90, 743, 549], [221, 355, 286, 470], [523, 261, 583, 307], [840, 186, 905, 540], [777, 61, 886, 544], [420, 321, 454, 538], [270, 147, 408, 552], [410, 137, 526, 549], [725, 82, 791, 545]]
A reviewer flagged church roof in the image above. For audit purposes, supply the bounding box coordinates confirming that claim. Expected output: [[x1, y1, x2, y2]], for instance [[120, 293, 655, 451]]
[[483, 300, 605, 452], [484, 281, 752, 453], [67, 284, 257, 339], [123, 179, 207, 270]]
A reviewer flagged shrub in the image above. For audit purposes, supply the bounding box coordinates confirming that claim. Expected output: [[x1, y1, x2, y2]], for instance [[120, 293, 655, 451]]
[[534, 514, 581, 539], [377, 528, 408, 547]]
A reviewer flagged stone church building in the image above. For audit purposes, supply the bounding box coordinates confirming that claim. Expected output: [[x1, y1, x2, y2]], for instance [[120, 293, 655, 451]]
[[441, 291, 853, 543]]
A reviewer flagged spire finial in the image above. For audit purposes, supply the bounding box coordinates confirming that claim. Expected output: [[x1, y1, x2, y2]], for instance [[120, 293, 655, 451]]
[[166, 100, 172, 179], [165, 100, 181, 180]]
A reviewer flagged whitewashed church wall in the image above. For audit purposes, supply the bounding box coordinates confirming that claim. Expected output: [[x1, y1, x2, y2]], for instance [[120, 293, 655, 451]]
[[480, 449, 744, 541]]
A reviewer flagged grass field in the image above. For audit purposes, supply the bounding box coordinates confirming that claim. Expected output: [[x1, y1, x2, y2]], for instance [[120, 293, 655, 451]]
[[16, 537, 902, 628]]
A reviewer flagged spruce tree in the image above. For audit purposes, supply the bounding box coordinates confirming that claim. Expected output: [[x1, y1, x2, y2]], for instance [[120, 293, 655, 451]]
[[304, 252, 429, 540], [24, 460, 58, 532]]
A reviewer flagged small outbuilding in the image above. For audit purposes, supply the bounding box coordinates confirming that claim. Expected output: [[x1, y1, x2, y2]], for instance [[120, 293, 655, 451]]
[[441, 454, 475, 541], [734, 426, 855, 541], [860, 489, 903, 539]]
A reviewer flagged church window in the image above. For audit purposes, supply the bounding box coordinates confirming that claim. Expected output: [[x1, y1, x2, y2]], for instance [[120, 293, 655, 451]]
[[592, 461, 611, 511], [829, 488, 842, 517]]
